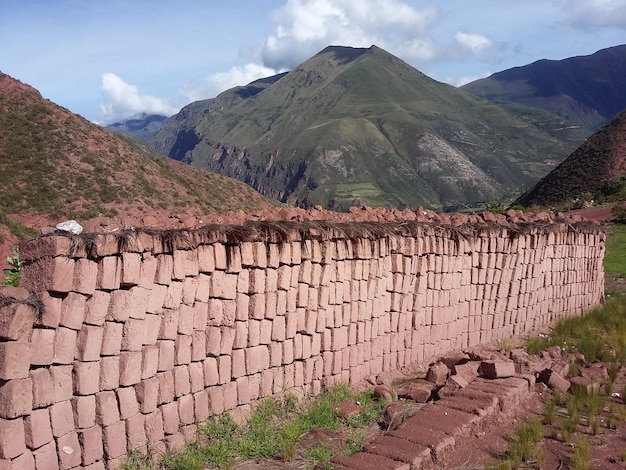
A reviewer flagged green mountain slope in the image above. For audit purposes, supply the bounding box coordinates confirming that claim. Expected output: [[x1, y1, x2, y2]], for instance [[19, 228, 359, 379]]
[[461, 44, 626, 131], [152, 45, 587, 211], [0, 71, 276, 221]]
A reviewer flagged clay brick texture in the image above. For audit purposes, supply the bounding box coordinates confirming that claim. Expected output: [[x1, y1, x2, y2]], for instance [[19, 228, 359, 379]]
[[0, 218, 605, 467]]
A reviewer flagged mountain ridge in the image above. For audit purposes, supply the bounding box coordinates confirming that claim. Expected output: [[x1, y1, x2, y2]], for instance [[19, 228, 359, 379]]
[[151, 45, 586, 211], [462, 44, 626, 131]]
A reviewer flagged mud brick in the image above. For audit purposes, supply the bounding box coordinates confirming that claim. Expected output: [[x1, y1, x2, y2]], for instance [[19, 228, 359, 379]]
[[96, 256, 120, 290], [159, 308, 180, 340], [189, 391, 209, 424], [148, 284, 167, 314], [24, 408, 52, 450], [78, 425, 103, 466], [191, 331, 206, 362], [84, 290, 109, 326], [259, 319, 272, 345], [31, 368, 54, 409], [116, 386, 139, 420], [231, 321, 246, 350], [197, 244, 215, 273], [126, 413, 147, 450], [32, 440, 57, 470], [121, 319, 145, 352], [141, 345, 159, 380], [178, 394, 194, 425], [160, 401, 179, 435], [223, 382, 238, 411], [155, 254, 173, 285], [246, 345, 269, 375], [99, 356, 120, 390], [107, 290, 131, 322], [187, 362, 203, 394], [218, 355, 231, 384], [144, 409, 164, 445], [36, 291, 61, 329], [100, 321, 123, 356], [0, 378, 31, 418], [49, 400, 73, 437], [173, 365, 191, 397], [210, 271, 238, 300], [51, 326, 76, 365], [135, 377, 158, 414], [74, 325, 103, 362], [0, 417, 25, 459], [178, 304, 194, 335], [21, 256, 75, 294], [0, 342, 30, 380], [96, 391, 120, 426], [120, 252, 141, 286], [142, 314, 161, 346], [235, 376, 250, 405], [172, 250, 190, 281], [248, 320, 260, 346], [207, 384, 224, 415], [158, 340, 175, 372], [203, 358, 219, 387], [139, 253, 158, 288], [480, 360, 516, 379], [57, 430, 82, 469], [103, 420, 127, 459], [231, 349, 245, 379], [269, 342, 282, 367], [119, 351, 143, 386], [128, 286, 149, 320], [59, 292, 87, 330], [72, 258, 98, 295], [207, 298, 224, 326], [71, 395, 96, 429], [157, 371, 175, 405], [205, 327, 221, 357], [21, 235, 72, 260], [72, 361, 99, 395], [195, 275, 211, 304]]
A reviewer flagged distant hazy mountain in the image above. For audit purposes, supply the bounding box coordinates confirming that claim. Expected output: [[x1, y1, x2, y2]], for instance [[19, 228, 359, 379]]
[[462, 45, 626, 131], [151, 45, 586, 211], [514, 109, 626, 207], [107, 113, 168, 141]]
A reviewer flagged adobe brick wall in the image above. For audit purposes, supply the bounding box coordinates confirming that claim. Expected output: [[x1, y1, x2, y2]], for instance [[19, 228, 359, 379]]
[[0, 218, 604, 469]]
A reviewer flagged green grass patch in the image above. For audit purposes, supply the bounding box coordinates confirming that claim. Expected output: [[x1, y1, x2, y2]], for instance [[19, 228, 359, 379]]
[[605, 224, 626, 277], [123, 384, 386, 470]]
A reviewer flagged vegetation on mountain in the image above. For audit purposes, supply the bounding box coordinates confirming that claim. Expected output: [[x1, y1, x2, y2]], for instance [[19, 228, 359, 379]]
[[462, 44, 626, 131], [514, 110, 626, 208], [151, 45, 586, 212]]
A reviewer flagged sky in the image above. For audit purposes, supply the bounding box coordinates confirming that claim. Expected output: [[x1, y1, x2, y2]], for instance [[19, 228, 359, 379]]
[[1, 0, 625, 125]]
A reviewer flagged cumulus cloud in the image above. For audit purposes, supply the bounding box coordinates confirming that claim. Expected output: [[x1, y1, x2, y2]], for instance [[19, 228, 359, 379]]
[[260, 0, 439, 70], [181, 63, 279, 102], [95, 73, 180, 124], [557, 0, 626, 29], [454, 31, 493, 55]]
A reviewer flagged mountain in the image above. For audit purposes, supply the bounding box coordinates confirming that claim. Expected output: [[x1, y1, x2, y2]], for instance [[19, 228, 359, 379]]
[[107, 113, 168, 141], [151, 45, 587, 212], [0, 72, 276, 258], [462, 45, 626, 131], [514, 109, 626, 208]]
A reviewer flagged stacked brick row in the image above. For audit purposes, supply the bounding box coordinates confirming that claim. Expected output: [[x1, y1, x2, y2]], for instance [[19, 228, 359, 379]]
[[0, 220, 604, 469]]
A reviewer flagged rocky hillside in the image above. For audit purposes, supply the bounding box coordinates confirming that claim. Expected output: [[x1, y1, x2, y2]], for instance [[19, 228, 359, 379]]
[[515, 109, 626, 207], [150, 45, 586, 212], [0, 72, 276, 266], [462, 44, 626, 131]]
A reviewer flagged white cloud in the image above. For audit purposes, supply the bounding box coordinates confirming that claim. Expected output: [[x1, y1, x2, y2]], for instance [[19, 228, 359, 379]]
[[454, 31, 493, 54], [557, 0, 626, 29], [95, 73, 179, 124], [181, 63, 279, 102], [260, 0, 440, 70]]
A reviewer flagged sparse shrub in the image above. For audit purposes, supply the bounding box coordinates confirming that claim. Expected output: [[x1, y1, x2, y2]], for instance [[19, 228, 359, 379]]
[[544, 398, 556, 425], [2, 246, 22, 287], [571, 435, 592, 470]]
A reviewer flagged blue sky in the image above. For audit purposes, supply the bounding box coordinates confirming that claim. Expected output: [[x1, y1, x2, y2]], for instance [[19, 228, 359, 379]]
[[1, 0, 625, 125]]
